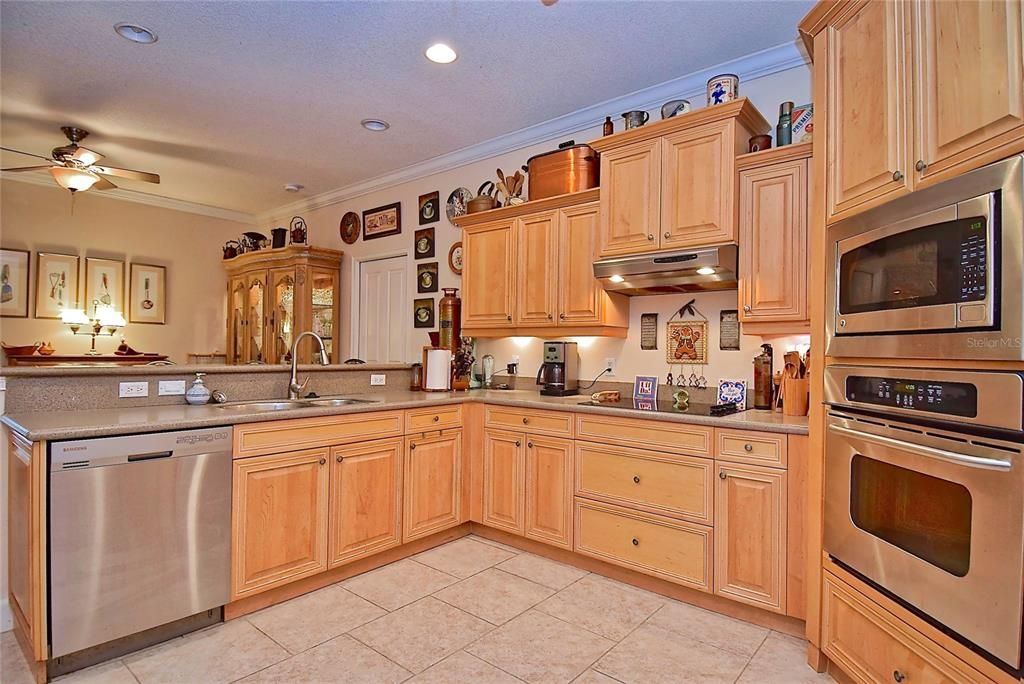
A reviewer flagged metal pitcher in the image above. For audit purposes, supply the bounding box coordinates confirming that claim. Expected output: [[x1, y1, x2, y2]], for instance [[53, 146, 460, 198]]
[[621, 110, 650, 130]]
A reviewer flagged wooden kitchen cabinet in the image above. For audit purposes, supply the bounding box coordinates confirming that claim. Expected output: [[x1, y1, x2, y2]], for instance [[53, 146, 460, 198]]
[[328, 438, 403, 568], [592, 99, 769, 257], [714, 461, 787, 613], [403, 429, 463, 542], [7, 432, 46, 660], [462, 219, 517, 327], [558, 202, 604, 324], [482, 430, 525, 534], [913, 0, 1024, 187], [231, 448, 330, 598], [524, 435, 574, 549], [737, 145, 811, 332], [516, 210, 559, 326]]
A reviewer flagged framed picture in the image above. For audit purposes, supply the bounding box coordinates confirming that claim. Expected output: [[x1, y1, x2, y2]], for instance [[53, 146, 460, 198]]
[[34, 252, 79, 319], [85, 257, 125, 312], [414, 228, 435, 259], [413, 297, 435, 328], [417, 262, 439, 293], [666, 320, 708, 364], [363, 202, 401, 240], [0, 248, 30, 318], [448, 241, 463, 275], [418, 191, 440, 225], [129, 263, 166, 324]]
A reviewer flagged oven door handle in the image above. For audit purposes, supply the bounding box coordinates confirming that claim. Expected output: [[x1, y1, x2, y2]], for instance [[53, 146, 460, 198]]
[[829, 424, 1013, 472]]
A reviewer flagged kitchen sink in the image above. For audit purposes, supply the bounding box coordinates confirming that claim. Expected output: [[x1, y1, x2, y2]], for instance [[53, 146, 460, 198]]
[[213, 400, 310, 411], [303, 397, 379, 407]]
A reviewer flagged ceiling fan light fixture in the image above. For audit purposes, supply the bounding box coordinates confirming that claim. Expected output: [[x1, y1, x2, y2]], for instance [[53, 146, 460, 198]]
[[114, 23, 158, 45], [50, 166, 100, 192], [425, 43, 457, 64], [360, 118, 390, 132]]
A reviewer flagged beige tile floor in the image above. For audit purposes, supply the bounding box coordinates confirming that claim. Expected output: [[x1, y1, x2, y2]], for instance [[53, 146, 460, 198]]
[[1, 535, 835, 684]]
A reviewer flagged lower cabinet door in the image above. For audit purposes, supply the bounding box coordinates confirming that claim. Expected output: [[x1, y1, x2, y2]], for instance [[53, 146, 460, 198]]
[[525, 435, 573, 549], [714, 462, 786, 612], [328, 437, 403, 568], [403, 430, 463, 542], [232, 448, 330, 599], [482, 430, 525, 534]]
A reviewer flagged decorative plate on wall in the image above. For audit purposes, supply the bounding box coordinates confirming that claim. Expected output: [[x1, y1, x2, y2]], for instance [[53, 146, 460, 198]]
[[446, 187, 473, 222], [448, 242, 463, 275], [339, 212, 360, 244]]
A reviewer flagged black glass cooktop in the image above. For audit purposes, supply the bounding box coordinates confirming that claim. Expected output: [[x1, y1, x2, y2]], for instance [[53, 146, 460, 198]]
[[577, 398, 745, 416]]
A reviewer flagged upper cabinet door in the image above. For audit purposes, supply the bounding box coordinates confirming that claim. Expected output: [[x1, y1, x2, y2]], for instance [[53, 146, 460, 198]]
[[462, 221, 517, 327], [661, 121, 735, 248], [913, 0, 1024, 187], [558, 202, 603, 325], [516, 211, 559, 326], [598, 139, 661, 257], [227, 276, 248, 364], [826, 0, 911, 221], [267, 268, 295, 365], [739, 159, 809, 323]]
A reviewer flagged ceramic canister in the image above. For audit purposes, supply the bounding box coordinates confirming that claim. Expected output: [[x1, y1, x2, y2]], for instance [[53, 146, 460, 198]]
[[707, 73, 740, 106]]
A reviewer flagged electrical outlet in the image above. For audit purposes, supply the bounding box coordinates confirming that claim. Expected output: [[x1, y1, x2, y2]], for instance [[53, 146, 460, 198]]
[[605, 358, 617, 376], [119, 381, 149, 398], [158, 380, 186, 396], [370, 374, 386, 386], [507, 362, 518, 375]]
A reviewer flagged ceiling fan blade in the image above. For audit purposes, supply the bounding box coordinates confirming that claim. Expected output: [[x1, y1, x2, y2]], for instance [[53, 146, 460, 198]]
[[92, 165, 160, 184], [71, 146, 103, 165], [1, 146, 54, 162], [93, 176, 118, 190], [1, 165, 52, 172]]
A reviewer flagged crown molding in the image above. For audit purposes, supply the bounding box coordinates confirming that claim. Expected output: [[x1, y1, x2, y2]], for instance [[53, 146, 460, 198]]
[[257, 40, 808, 225], [0, 171, 256, 224]]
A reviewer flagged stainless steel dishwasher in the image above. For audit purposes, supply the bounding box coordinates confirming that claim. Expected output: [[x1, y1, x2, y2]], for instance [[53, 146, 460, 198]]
[[49, 426, 233, 667]]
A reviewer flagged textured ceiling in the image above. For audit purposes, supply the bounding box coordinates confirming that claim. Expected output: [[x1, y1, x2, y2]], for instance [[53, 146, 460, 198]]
[[0, 0, 812, 214]]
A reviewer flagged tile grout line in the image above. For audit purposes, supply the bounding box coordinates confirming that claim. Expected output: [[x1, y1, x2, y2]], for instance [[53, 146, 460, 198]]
[[731, 628, 772, 684], [587, 597, 670, 682]]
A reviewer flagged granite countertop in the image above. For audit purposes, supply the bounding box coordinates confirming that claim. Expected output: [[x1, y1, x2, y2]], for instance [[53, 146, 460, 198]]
[[1, 389, 809, 441]]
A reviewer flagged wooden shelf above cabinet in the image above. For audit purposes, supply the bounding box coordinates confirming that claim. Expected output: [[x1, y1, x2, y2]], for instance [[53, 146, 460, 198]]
[[452, 188, 600, 229]]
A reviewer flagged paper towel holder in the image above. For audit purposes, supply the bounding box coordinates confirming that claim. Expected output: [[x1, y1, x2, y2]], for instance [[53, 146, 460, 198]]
[[422, 346, 452, 392]]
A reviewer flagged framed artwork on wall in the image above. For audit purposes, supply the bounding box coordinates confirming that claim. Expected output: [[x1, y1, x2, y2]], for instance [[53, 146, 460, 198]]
[[0, 248, 31, 318], [417, 262, 439, 293], [414, 297, 435, 328], [85, 257, 125, 312], [129, 263, 167, 324], [414, 228, 435, 259], [34, 252, 79, 319], [666, 320, 708, 364], [418, 191, 440, 225], [363, 202, 401, 240], [448, 241, 463, 275]]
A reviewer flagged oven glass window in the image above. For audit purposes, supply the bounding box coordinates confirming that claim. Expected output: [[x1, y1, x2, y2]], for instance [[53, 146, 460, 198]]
[[838, 217, 987, 314], [850, 454, 972, 577]]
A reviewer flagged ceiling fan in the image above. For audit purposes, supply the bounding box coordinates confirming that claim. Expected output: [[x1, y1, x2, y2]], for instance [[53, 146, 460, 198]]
[[1, 126, 160, 193]]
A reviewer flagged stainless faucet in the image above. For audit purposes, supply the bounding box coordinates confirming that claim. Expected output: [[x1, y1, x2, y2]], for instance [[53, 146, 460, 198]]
[[289, 331, 330, 399]]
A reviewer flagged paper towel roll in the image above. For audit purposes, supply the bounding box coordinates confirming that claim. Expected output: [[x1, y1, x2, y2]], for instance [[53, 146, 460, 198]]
[[424, 348, 452, 391]]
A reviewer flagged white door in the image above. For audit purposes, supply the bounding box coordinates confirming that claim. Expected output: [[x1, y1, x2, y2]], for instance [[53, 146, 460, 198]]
[[357, 255, 407, 362]]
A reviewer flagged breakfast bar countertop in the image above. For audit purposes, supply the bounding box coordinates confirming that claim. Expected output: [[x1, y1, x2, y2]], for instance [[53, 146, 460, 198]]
[[1, 389, 809, 441]]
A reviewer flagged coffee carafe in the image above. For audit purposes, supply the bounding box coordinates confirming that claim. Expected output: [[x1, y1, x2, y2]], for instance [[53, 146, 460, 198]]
[[535, 341, 579, 397]]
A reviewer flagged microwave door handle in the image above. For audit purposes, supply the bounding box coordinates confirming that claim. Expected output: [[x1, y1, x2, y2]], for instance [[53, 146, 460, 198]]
[[829, 424, 1012, 472]]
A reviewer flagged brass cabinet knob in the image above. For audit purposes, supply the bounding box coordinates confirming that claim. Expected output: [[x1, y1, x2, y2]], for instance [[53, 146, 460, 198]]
[[892, 671, 906, 683], [433, 415, 440, 422], [410, 443, 417, 450], [515, 440, 521, 447], [528, 442, 534, 448], [548, 313, 553, 320], [744, 443, 754, 452], [632, 538, 639, 546], [892, 170, 904, 181], [522, 417, 529, 424], [319, 458, 326, 465], [336, 455, 342, 463], [506, 315, 512, 321], [633, 475, 641, 484], [559, 313, 566, 319], [719, 471, 727, 479], [743, 305, 751, 313], [915, 160, 926, 172], [663, 232, 671, 239], [647, 234, 655, 241]]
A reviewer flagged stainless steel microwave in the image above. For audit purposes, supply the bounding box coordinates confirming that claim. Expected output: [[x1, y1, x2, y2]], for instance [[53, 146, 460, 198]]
[[827, 155, 1024, 360]]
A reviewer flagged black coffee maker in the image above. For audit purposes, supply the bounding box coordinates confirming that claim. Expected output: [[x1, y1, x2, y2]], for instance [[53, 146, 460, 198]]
[[536, 341, 580, 396]]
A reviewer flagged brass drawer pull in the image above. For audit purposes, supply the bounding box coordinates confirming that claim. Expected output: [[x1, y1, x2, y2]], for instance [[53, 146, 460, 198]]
[[410, 443, 417, 450], [744, 443, 754, 452], [663, 232, 670, 239], [915, 160, 926, 172], [522, 417, 529, 425], [892, 170, 904, 182], [528, 442, 534, 448], [632, 475, 640, 484], [892, 671, 905, 683], [647, 234, 655, 241], [433, 415, 440, 422], [319, 458, 326, 465], [719, 471, 727, 479], [336, 455, 342, 463], [631, 537, 639, 546], [515, 440, 521, 447]]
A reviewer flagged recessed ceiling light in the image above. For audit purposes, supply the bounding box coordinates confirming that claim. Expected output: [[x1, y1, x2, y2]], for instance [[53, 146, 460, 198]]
[[696, 267, 717, 275], [114, 23, 158, 44], [425, 43, 457, 64], [361, 118, 390, 132]]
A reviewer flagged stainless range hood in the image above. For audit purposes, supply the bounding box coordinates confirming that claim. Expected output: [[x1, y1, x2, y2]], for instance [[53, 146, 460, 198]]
[[593, 245, 738, 296]]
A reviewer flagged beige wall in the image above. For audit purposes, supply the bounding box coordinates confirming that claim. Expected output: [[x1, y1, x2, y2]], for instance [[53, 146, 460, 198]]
[[0, 180, 253, 362]]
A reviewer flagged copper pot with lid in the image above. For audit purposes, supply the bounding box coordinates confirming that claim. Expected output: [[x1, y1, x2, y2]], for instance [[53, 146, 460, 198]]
[[525, 140, 599, 201]]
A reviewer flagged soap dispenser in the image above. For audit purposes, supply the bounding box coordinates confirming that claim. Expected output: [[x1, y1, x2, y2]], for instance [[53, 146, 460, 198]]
[[186, 372, 212, 405]]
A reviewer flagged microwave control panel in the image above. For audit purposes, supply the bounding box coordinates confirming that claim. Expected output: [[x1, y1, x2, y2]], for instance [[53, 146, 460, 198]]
[[846, 376, 978, 417], [959, 218, 988, 302]]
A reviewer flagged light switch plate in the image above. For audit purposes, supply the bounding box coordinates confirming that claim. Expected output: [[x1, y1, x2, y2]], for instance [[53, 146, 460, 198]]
[[119, 381, 149, 398], [605, 358, 617, 376], [370, 374, 386, 386], [158, 380, 186, 396]]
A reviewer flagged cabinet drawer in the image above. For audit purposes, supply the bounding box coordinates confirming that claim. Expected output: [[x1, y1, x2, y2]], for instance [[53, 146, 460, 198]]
[[485, 405, 574, 437], [406, 405, 463, 433], [575, 442, 713, 525], [822, 572, 995, 684], [576, 414, 711, 457], [234, 411, 405, 458], [574, 499, 712, 592], [716, 428, 786, 468]]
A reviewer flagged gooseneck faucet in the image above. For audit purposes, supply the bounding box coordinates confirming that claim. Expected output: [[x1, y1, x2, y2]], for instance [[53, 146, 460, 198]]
[[289, 331, 330, 399]]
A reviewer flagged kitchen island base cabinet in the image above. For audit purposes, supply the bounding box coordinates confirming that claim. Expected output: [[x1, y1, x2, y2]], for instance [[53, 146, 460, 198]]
[[328, 438, 403, 568], [232, 448, 330, 600], [403, 430, 463, 542]]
